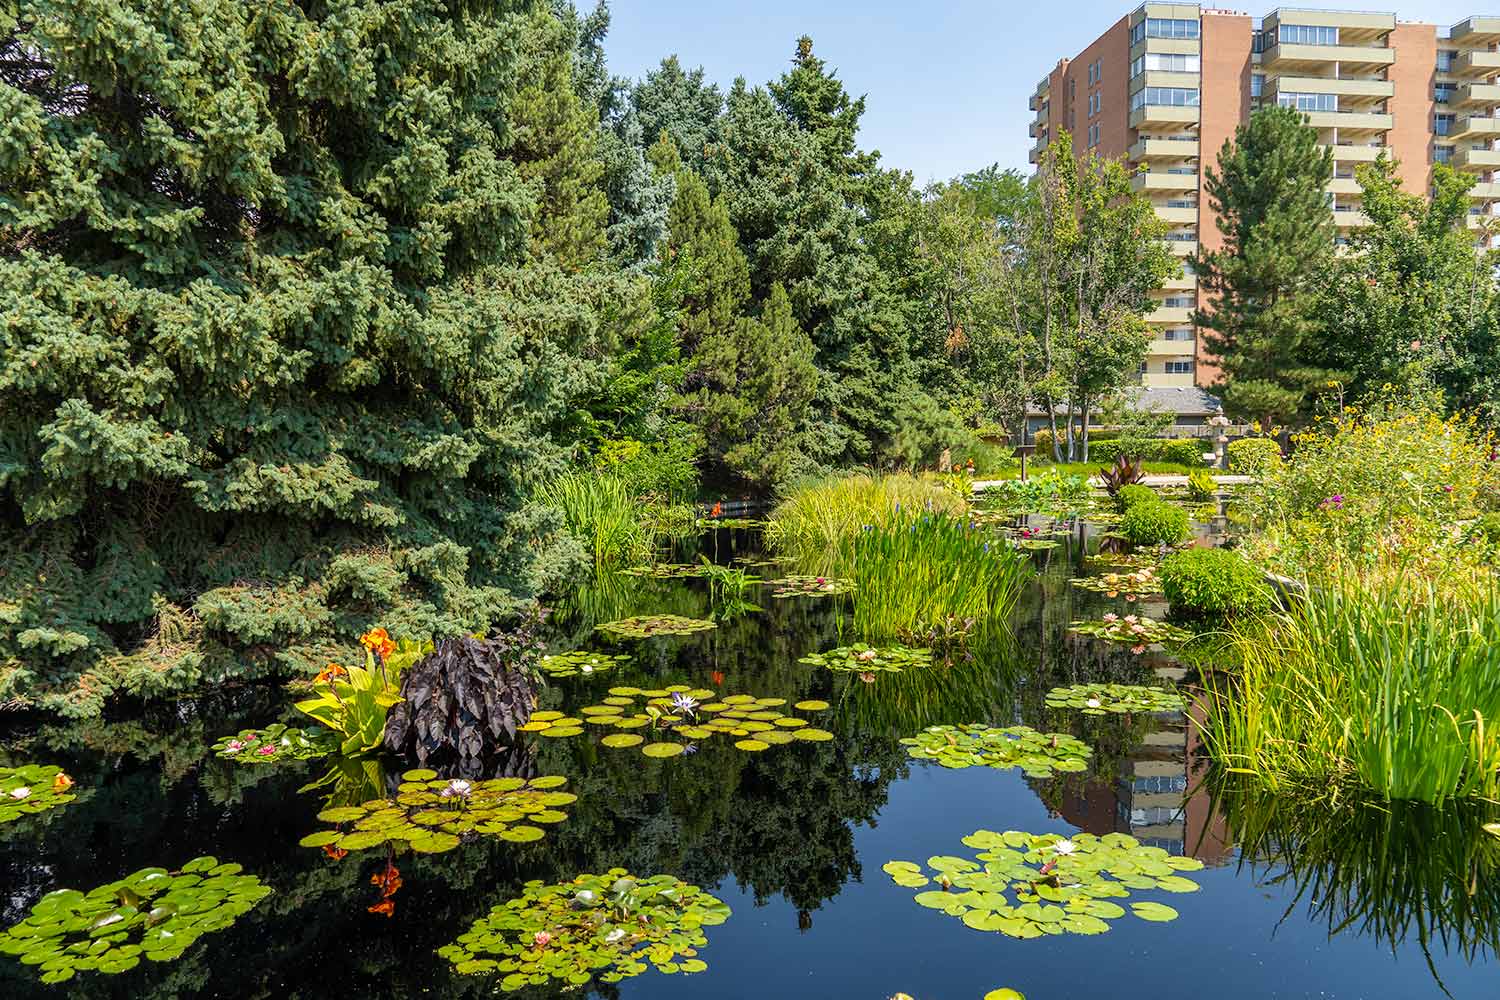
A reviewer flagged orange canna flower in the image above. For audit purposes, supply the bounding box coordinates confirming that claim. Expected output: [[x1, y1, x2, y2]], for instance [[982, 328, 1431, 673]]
[[359, 627, 396, 660], [367, 900, 396, 917], [710, 670, 724, 687], [709, 501, 722, 518], [51, 772, 73, 792], [371, 861, 402, 898], [314, 663, 347, 684], [322, 844, 349, 861]]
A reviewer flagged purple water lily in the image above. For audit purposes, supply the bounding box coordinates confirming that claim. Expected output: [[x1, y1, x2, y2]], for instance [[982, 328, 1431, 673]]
[[670, 692, 699, 717]]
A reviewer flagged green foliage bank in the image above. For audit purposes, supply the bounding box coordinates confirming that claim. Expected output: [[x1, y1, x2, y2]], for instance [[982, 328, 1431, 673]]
[[0, 1, 605, 715]]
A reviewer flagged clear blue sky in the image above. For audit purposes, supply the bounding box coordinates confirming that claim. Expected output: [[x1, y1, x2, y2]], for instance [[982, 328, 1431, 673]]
[[605, 1, 1488, 183]]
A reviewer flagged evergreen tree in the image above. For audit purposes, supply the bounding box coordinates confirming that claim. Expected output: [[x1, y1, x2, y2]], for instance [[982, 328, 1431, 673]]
[[631, 56, 724, 173], [1194, 106, 1337, 426], [663, 167, 815, 489], [0, 0, 601, 716]]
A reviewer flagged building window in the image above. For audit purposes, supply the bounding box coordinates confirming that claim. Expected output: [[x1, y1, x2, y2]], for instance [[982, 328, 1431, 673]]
[[1131, 87, 1200, 111], [1164, 328, 1195, 342], [1278, 92, 1338, 113], [1162, 296, 1194, 308], [1436, 114, 1455, 136], [1165, 360, 1195, 375], [1250, 74, 1265, 98], [1435, 145, 1455, 164], [1131, 55, 1144, 78], [1132, 17, 1200, 43], [1437, 50, 1456, 72], [1137, 53, 1201, 73], [1435, 84, 1454, 104], [1166, 198, 1197, 208], [1088, 123, 1100, 148], [1278, 24, 1338, 46]]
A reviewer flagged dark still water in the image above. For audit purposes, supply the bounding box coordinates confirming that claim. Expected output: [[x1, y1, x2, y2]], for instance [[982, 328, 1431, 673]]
[[2, 526, 1496, 999]]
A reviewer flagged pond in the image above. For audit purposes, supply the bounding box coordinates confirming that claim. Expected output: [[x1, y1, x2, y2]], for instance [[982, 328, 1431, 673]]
[[2, 517, 1496, 999]]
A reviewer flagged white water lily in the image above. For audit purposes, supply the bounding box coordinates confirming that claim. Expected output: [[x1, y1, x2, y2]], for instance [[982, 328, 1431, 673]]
[[1049, 838, 1078, 856], [604, 928, 627, 944], [8, 786, 31, 800], [1085, 698, 1102, 709]]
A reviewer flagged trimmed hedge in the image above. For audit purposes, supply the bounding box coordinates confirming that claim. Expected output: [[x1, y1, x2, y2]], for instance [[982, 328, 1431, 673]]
[[1160, 548, 1271, 618], [1227, 438, 1283, 475], [1032, 430, 1206, 466], [1121, 499, 1190, 546]]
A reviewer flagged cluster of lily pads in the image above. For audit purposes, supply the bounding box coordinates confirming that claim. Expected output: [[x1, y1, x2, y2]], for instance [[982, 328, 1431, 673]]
[[766, 575, 853, 598], [537, 650, 631, 678], [901, 725, 1092, 778], [0, 857, 271, 982], [211, 724, 338, 764], [518, 686, 833, 756], [299, 771, 575, 854], [0, 765, 76, 824], [1069, 614, 1192, 652], [618, 563, 711, 579], [597, 615, 717, 640], [1045, 683, 1186, 715], [698, 516, 764, 529], [440, 870, 731, 988], [883, 830, 1202, 939], [799, 643, 932, 674], [1070, 567, 1163, 601]]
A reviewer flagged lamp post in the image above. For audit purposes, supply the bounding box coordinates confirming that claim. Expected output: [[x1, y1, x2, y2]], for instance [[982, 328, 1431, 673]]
[[1209, 410, 1230, 470]]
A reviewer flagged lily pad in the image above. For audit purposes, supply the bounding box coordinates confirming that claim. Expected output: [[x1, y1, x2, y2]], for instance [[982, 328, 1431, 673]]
[[765, 575, 854, 598], [537, 650, 631, 678], [211, 724, 339, 765], [0, 765, 77, 825], [0, 858, 270, 978], [1045, 683, 1186, 715], [799, 643, 932, 674], [302, 775, 573, 855], [558, 687, 825, 758], [439, 870, 730, 988], [1068, 616, 1192, 650], [886, 831, 1199, 939], [901, 724, 1092, 777], [597, 615, 717, 639]]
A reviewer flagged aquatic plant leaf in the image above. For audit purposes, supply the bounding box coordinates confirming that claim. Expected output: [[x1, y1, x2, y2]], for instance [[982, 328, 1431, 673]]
[[596, 615, 717, 639], [901, 725, 1092, 777], [799, 643, 932, 674], [301, 774, 572, 856], [601, 734, 644, 749], [1130, 901, 1180, 922], [211, 724, 339, 765], [1045, 683, 1186, 715], [765, 576, 854, 599], [441, 870, 730, 987], [537, 651, 630, 678], [984, 989, 1026, 1000], [0, 858, 269, 980], [1067, 618, 1192, 649], [886, 830, 1198, 939], [0, 765, 77, 825], [794, 700, 830, 712]]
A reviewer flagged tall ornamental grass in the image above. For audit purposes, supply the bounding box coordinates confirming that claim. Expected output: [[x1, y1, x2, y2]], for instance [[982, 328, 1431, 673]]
[[766, 473, 965, 566], [540, 473, 657, 570], [1202, 574, 1500, 805], [836, 511, 1032, 639]]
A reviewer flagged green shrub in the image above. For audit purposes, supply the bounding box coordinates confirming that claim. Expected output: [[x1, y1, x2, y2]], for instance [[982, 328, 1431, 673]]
[[1469, 512, 1500, 547], [1091, 437, 1205, 467], [540, 473, 657, 570], [1228, 438, 1283, 475], [1160, 548, 1270, 618], [1187, 469, 1218, 502], [1121, 499, 1190, 546], [1116, 484, 1156, 512]]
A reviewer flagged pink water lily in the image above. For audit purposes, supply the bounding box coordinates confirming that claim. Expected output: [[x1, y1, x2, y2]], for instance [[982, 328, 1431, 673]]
[[533, 931, 552, 949], [1131, 644, 1147, 655], [225, 740, 245, 753], [8, 786, 31, 800], [256, 745, 276, 756], [1102, 613, 1119, 623], [1124, 615, 1139, 624]]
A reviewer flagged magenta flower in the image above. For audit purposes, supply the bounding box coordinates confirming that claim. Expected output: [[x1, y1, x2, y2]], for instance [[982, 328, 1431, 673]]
[[256, 745, 276, 756], [1319, 494, 1345, 511], [225, 740, 245, 753]]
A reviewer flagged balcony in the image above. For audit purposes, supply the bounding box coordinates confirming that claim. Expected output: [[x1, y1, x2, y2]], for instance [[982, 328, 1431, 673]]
[[1030, 118, 1046, 138], [1451, 115, 1500, 140], [1454, 146, 1500, 170], [1300, 110, 1393, 132], [1163, 272, 1198, 291], [1029, 141, 1047, 165], [1154, 205, 1197, 224], [1450, 17, 1500, 47], [1161, 239, 1198, 256], [1146, 305, 1193, 324], [1143, 370, 1197, 388], [1469, 181, 1500, 200], [1150, 338, 1196, 356], [1130, 104, 1200, 128], [1328, 143, 1386, 162], [1333, 208, 1372, 227], [1455, 83, 1500, 109], [1132, 170, 1199, 192], [1129, 136, 1200, 160], [1454, 49, 1500, 78], [1327, 176, 1362, 195], [1264, 75, 1394, 101], [1261, 42, 1395, 71], [1466, 213, 1500, 231]]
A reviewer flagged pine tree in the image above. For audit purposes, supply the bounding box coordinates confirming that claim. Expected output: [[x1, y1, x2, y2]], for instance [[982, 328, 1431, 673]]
[[1194, 106, 1337, 426], [631, 56, 724, 173], [0, 0, 603, 716]]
